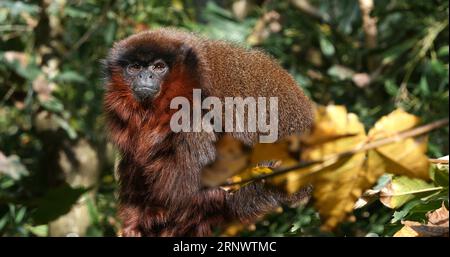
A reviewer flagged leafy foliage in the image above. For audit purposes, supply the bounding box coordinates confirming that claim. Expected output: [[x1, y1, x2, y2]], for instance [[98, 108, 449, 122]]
[[202, 106, 445, 232]]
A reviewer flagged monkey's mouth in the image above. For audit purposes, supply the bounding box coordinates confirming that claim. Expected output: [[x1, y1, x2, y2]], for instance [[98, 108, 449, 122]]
[[132, 87, 160, 101]]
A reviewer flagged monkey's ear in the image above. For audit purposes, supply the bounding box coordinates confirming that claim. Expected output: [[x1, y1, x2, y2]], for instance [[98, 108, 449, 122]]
[[179, 44, 198, 68]]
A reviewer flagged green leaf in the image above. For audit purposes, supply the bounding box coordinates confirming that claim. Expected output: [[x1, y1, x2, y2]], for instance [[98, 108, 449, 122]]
[[0, 215, 8, 230], [32, 184, 89, 225], [430, 162, 449, 187], [86, 197, 100, 225], [384, 80, 398, 96], [54, 116, 77, 139], [327, 65, 354, 80], [419, 76, 430, 96], [0, 1, 39, 16], [429, 59, 447, 75], [420, 189, 449, 203], [391, 199, 422, 223], [319, 36, 335, 57], [403, 200, 443, 221], [25, 225, 48, 237], [104, 23, 118, 45], [0, 153, 29, 180], [54, 71, 86, 83], [39, 97, 64, 113], [437, 46, 449, 57], [64, 6, 91, 19], [15, 206, 26, 223], [374, 174, 393, 191], [380, 176, 437, 209], [381, 38, 416, 65]]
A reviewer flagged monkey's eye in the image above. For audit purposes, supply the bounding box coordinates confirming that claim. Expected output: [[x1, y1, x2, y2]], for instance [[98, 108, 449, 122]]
[[152, 60, 167, 72], [126, 63, 142, 74]]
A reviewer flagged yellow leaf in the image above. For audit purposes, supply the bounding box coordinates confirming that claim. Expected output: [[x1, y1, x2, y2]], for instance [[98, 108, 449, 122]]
[[267, 158, 310, 194], [301, 105, 370, 230], [369, 109, 429, 179], [171, 0, 184, 11], [221, 222, 247, 236], [201, 135, 250, 187], [393, 223, 421, 237], [234, 166, 274, 185], [250, 140, 293, 165], [301, 105, 362, 145], [369, 109, 420, 138]]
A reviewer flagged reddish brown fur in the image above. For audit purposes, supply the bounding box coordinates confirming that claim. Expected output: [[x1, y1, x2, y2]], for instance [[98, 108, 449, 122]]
[[105, 59, 225, 236], [104, 28, 313, 236]]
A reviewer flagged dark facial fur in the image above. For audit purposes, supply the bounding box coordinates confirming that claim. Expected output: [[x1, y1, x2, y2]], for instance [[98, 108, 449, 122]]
[[115, 46, 177, 101], [104, 28, 313, 236]]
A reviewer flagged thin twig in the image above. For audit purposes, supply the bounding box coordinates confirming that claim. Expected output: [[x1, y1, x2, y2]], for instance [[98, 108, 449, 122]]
[[429, 159, 449, 164], [358, 0, 377, 49], [219, 118, 449, 187], [358, 0, 378, 71]]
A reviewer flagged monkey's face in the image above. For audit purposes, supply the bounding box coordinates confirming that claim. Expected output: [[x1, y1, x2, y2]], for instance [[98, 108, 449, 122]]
[[123, 57, 169, 101], [113, 46, 177, 102]]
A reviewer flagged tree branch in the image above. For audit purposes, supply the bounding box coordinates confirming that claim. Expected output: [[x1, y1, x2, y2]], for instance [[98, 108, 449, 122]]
[[219, 118, 449, 187]]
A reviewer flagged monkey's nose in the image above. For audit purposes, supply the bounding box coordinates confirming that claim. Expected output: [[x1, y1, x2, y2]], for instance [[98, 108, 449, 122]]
[[132, 71, 161, 101]]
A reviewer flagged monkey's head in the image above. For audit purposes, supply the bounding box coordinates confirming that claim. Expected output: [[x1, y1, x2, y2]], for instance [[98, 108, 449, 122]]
[[118, 51, 170, 101], [104, 29, 201, 104]]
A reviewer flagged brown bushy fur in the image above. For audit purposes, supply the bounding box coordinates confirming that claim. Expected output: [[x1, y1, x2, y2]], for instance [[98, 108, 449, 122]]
[[104, 28, 313, 236]]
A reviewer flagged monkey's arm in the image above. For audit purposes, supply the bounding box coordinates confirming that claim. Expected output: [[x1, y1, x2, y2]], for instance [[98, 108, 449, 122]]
[[196, 183, 312, 223], [116, 158, 148, 237]]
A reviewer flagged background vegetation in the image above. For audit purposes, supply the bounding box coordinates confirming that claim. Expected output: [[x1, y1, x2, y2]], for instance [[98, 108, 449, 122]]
[[0, 0, 448, 236]]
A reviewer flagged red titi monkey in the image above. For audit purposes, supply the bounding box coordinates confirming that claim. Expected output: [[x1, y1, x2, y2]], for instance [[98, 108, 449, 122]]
[[104, 28, 313, 236]]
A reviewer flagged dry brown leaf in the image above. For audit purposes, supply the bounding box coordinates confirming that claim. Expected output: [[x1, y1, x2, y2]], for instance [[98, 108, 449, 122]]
[[427, 203, 449, 227], [394, 220, 449, 237], [394, 203, 449, 237], [33, 74, 56, 102], [232, 0, 252, 20], [4, 51, 29, 68], [352, 72, 371, 88]]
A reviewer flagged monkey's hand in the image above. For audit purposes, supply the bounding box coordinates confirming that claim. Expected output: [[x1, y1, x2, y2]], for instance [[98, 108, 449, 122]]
[[117, 204, 143, 237], [121, 226, 142, 237], [225, 182, 313, 224], [255, 160, 313, 208], [274, 184, 313, 208]]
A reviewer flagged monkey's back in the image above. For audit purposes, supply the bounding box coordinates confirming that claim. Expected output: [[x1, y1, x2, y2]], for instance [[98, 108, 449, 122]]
[[198, 39, 313, 140]]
